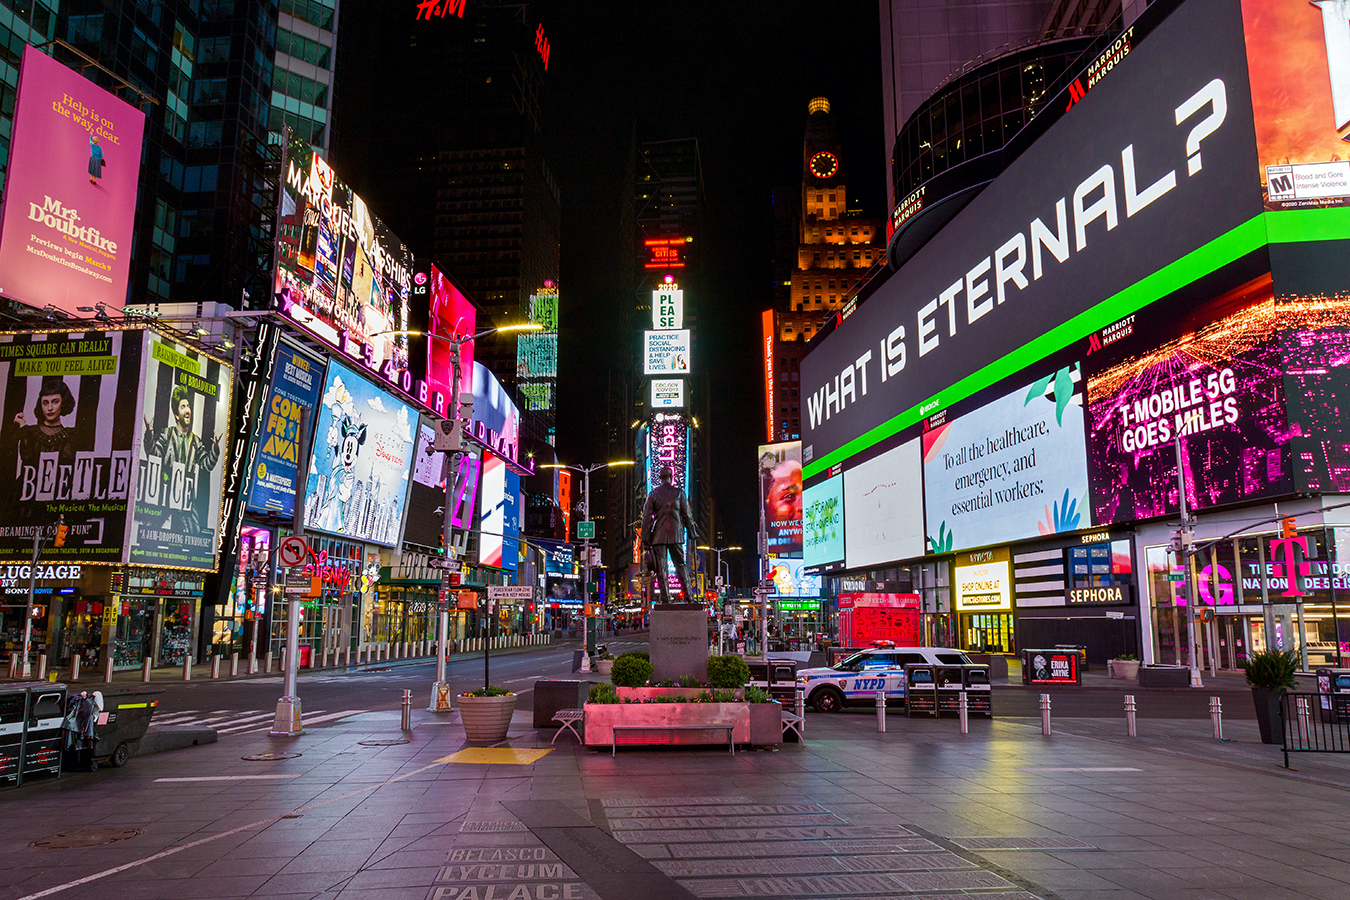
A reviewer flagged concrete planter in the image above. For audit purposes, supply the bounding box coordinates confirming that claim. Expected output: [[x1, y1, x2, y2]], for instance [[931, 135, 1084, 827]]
[[1110, 659, 1141, 680], [457, 693, 517, 742], [583, 702, 750, 746], [748, 701, 782, 746], [596, 659, 613, 675], [615, 687, 744, 702]]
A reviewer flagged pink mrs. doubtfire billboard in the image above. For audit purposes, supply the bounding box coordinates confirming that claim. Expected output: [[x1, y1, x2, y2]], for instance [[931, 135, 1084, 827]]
[[0, 46, 145, 316]]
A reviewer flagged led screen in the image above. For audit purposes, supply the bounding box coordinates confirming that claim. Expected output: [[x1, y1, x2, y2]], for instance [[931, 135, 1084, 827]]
[[758, 441, 803, 557], [403, 417, 480, 549], [644, 330, 691, 375], [479, 452, 519, 570], [924, 366, 1091, 553], [802, 473, 844, 571], [844, 438, 924, 568], [246, 342, 324, 517], [766, 557, 821, 597]]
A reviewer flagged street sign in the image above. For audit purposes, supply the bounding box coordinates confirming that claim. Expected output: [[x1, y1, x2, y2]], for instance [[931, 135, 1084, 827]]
[[284, 576, 320, 596], [1166, 572, 1185, 582], [488, 585, 535, 600], [715, 575, 724, 588], [278, 535, 310, 568], [577, 521, 595, 540], [428, 557, 456, 569]]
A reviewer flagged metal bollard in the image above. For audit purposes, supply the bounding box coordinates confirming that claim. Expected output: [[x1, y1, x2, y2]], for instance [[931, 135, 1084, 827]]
[[249, 653, 258, 675], [401, 689, 412, 731], [37, 653, 46, 680], [959, 691, 969, 734], [231, 652, 239, 677], [211, 655, 221, 679], [8, 652, 17, 679], [321, 645, 329, 668], [876, 689, 886, 733], [1040, 693, 1052, 736], [795, 684, 806, 721], [142, 657, 152, 683], [70, 655, 80, 682], [105, 657, 115, 684], [267, 650, 275, 673], [1125, 694, 1137, 737], [1210, 696, 1223, 741], [345, 645, 351, 667], [183, 654, 193, 681], [1297, 695, 1311, 743]]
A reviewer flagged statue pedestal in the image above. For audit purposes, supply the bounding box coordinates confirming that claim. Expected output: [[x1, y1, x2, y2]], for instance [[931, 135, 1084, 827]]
[[650, 604, 709, 684]]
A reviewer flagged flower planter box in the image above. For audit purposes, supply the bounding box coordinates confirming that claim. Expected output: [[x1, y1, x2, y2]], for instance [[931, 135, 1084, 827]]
[[596, 659, 613, 675], [457, 693, 517, 742], [584, 702, 750, 747], [615, 687, 744, 702], [1110, 659, 1141, 680], [1137, 665, 1189, 688]]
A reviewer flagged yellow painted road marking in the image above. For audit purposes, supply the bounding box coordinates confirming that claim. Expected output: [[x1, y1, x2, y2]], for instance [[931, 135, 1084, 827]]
[[436, 748, 552, 765]]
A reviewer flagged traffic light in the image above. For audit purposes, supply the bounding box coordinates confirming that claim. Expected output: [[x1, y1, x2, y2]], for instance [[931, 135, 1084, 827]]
[[29, 605, 45, 619], [1281, 516, 1297, 539], [53, 521, 68, 547]]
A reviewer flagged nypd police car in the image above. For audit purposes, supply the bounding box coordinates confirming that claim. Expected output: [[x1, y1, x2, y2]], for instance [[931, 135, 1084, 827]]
[[796, 644, 973, 712]]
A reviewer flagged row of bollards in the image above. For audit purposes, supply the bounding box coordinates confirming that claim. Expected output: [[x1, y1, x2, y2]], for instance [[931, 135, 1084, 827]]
[[1035, 693, 1224, 740]]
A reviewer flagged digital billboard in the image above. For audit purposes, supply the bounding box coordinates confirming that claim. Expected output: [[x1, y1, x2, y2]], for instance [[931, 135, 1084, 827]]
[[653, 288, 684, 329], [651, 378, 685, 409], [954, 548, 1011, 612], [402, 417, 481, 549], [129, 335, 235, 571], [302, 361, 414, 547], [274, 137, 415, 404], [1085, 279, 1295, 524], [767, 557, 821, 597], [0, 47, 145, 316], [1241, 0, 1350, 210], [843, 437, 924, 568], [644, 330, 691, 375], [800, 0, 1262, 478], [0, 330, 143, 563], [802, 473, 844, 572], [246, 341, 324, 517], [422, 261, 475, 404], [758, 441, 803, 557], [647, 413, 690, 493], [924, 366, 1092, 553], [470, 362, 521, 465], [479, 452, 520, 572]]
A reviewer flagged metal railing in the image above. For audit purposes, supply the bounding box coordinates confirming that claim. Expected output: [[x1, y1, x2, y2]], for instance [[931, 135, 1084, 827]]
[[1280, 693, 1350, 768]]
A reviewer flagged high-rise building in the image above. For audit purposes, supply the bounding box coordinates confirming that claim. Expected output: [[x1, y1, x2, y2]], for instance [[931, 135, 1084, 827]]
[[0, 3, 60, 199], [764, 98, 885, 442], [271, 0, 338, 151]]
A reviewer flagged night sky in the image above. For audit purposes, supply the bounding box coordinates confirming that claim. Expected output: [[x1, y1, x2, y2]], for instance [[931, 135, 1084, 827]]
[[336, 1, 885, 562]]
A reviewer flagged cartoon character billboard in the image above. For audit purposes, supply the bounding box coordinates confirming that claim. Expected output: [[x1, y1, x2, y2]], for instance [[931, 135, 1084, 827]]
[[302, 361, 414, 547], [0, 47, 146, 316], [0, 330, 142, 563], [128, 335, 234, 571]]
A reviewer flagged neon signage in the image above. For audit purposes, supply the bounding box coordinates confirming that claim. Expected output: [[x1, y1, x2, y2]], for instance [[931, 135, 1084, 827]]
[[415, 0, 466, 21], [644, 237, 686, 270], [534, 23, 550, 70]]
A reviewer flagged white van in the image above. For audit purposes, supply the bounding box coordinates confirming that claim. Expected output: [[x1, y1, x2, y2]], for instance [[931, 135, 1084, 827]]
[[796, 645, 972, 712]]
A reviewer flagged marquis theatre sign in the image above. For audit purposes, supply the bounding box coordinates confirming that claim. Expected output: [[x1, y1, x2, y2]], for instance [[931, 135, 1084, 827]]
[[800, 0, 1262, 477]]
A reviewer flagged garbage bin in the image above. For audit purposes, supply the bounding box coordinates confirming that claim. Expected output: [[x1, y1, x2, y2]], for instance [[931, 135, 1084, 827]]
[[1316, 668, 1350, 721], [0, 682, 67, 787], [904, 664, 937, 717], [936, 666, 966, 715], [299, 644, 313, 668], [93, 689, 164, 767], [963, 665, 993, 717]]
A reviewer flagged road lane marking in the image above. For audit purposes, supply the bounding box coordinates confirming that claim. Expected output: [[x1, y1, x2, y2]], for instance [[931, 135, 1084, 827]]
[[222, 709, 366, 734], [1016, 767, 1141, 772], [154, 775, 302, 782]]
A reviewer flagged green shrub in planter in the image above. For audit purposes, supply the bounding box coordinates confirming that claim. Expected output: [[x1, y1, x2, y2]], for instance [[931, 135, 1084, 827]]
[[1241, 646, 1299, 690], [707, 655, 750, 689], [589, 683, 620, 704], [610, 652, 654, 688], [461, 684, 513, 697], [744, 686, 773, 703]]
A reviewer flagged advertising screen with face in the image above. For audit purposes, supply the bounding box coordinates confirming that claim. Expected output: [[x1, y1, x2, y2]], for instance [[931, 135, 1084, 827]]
[[802, 473, 845, 572], [0, 330, 143, 563], [844, 438, 924, 568], [923, 366, 1092, 554], [1085, 279, 1295, 524], [302, 361, 414, 547], [0, 47, 145, 316], [129, 335, 235, 571], [246, 342, 324, 517], [758, 441, 803, 556]]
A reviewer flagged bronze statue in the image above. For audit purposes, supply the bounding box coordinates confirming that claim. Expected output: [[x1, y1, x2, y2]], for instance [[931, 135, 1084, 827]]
[[641, 466, 697, 604]]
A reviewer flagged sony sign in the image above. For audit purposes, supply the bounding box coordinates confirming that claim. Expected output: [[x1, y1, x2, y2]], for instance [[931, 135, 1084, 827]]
[[800, 0, 1261, 473]]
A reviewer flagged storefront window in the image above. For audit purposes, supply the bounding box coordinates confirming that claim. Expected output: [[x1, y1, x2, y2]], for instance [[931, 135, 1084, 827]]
[[112, 597, 153, 670], [1146, 544, 1186, 666]]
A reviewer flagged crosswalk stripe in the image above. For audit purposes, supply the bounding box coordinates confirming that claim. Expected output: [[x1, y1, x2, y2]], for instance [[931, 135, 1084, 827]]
[[225, 709, 364, 735]]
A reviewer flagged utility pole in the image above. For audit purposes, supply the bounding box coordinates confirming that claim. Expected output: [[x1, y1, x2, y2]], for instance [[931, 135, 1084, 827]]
[[20, 530, 40, 678], [272, 412, 308, 735], [757, 464, 770, 658], [431, 341, 471, 710], [1174, 436, 1203, 688]]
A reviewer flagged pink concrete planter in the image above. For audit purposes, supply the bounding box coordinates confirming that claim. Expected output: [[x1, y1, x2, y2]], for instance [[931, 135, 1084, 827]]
[[583, 702, 750, 746], [615, 687, 745, 702], [457, 693, 517, 742]]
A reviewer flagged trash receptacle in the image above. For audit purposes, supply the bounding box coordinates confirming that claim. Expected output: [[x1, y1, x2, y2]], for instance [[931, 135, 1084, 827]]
[[936, 666, 965, 715], [298, 645, 313, 668], [963, 665, 993, 717], [1316, 668, 1350, 721], [533, 680, 587, 728], [1, 682, 66, 787], [904, 664, 937, 717], [93, 689, 164, 767]]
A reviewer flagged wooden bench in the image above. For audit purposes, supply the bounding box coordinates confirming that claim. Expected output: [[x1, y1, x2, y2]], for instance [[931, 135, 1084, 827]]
[[551, 708, 584, 744], [612, 724, 735, 756]]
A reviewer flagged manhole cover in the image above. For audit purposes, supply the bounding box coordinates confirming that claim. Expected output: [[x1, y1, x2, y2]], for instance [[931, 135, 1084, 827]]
[[32, 828, 143, 849], [358, 738, 410, 746], [241, 752, 302, 761]]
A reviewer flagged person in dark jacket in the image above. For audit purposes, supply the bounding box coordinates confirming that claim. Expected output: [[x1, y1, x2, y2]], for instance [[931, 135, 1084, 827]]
[[640, 466, 697, 604]]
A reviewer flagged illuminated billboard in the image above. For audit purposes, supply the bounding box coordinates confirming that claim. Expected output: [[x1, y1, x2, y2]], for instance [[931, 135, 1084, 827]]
[[647, 412, 690, 493], [767, 557, 821, 597], [843, 438, 924, 568], [802, 473, 844, 572], [246, 342, 324, 517], [519, 285, 558, 411], [924, 366, 1092, 553], [403, 417, 481, 549], [129, 335, 235, 572], [800, 0, 1263, 479], [652, 289, 684, 330], [423, 262, 475, 405], [644, 237, 687, 269], [758, 441, 802, 557], [762, 309, 776, 441], [479, 452, 520, 572], [302, 361, 414, 547], [0, 47, 145, 316], [651, 378, 685, 409], [0, 330, 143, 564], [644, 330, 691, 375], [470, 362, 521, 466], [955, 548, 1011, 611]]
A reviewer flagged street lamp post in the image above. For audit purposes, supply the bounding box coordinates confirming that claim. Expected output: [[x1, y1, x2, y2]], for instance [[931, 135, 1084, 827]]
[[541, 461, 633, 672], [373, 323, 540, 709], [698, 545, 740, 654]]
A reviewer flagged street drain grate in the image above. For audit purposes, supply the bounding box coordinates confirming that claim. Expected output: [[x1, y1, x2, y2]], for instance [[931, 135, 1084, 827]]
[[32, 828, 143, 849], [952, 836, 1097, 851], [358, 738, 410, 746], [242, 752, 302, 761]]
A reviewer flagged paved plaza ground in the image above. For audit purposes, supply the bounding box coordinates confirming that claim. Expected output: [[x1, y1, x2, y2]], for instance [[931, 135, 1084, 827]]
[[3, 684, 1349, 900]]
